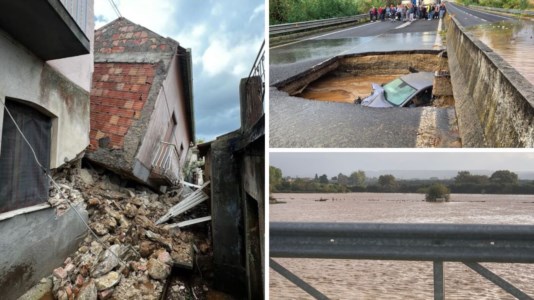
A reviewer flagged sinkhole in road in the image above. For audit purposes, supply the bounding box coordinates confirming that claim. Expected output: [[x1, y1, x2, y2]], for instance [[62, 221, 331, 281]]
[[277, 50, 454, 108]]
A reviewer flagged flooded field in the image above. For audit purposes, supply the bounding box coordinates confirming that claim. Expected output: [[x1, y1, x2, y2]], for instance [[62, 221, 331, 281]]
[[299, 74, 399, 103], [270, 193, 534, 299], [467, 20, 534, 86]]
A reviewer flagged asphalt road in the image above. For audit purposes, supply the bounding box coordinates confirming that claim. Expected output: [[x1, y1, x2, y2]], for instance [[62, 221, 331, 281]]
[[446, 3, 513, 27], [271, 19, 441, 85], [269, 5, 513, 148]]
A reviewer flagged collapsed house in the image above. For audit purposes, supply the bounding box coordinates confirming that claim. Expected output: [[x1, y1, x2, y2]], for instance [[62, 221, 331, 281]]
[[86, 17, 194, 190], [0, 0, 95, 298]]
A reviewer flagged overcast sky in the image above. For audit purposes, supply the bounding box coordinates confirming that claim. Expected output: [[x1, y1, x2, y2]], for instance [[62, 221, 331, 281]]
[[271, 152, 534, 178], [94, 0, 265, 141]]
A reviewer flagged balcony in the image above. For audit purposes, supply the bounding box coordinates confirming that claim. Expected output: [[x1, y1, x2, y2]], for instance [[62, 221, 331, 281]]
[[0, 0, 90, 60], [150, 141, 180, 185]]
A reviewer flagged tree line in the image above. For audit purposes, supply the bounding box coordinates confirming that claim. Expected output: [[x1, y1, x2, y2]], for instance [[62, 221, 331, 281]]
[[270, 166, 534, 194], [459, 0, 530, 10]]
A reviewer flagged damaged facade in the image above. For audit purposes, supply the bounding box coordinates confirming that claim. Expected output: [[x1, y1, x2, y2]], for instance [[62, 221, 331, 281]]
[[198, 42, 265, 300], [0, 0, 94, 298], [87, 17, 194, 190]]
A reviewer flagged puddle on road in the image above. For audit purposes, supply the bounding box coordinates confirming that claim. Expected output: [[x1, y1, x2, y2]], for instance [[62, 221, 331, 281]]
[[467, 20, 534, 85], [299, 73, 400, 103]]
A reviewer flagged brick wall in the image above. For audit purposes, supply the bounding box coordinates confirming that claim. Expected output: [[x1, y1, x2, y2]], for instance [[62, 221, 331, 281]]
[[89, 62, 156, 150]]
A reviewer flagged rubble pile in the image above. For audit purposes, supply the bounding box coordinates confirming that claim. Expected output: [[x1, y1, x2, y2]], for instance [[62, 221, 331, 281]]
[[47, 167, 211, 300]]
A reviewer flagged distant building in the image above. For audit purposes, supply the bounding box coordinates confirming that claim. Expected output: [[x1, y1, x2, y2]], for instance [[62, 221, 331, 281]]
[[0, 0, 94, 298], [86, 17, 194, 190]]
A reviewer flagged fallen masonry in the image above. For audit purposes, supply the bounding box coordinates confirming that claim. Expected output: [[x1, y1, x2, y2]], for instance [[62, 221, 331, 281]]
[[23, 166, 214, 300]]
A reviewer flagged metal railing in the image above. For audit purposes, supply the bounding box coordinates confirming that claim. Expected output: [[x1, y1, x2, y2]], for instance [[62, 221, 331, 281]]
[[151, 141, 180, 184], [270, 14, 368, 36], [469, 5, 534, 16], [246, 40, 265, 103], [270, 222, 534, 300]]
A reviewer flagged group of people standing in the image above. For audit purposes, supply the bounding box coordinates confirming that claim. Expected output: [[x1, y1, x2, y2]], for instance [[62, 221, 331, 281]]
[[369, 2, 447, 22]]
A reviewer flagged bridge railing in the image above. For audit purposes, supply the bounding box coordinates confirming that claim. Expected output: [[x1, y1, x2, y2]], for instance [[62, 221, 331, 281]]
[[469, 5, 534, 16], [270, 222, 534, 300], [270, 14, 368, 36]]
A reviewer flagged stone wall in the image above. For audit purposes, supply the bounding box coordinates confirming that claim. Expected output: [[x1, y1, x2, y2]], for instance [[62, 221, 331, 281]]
[[447, 17, 534, 147]]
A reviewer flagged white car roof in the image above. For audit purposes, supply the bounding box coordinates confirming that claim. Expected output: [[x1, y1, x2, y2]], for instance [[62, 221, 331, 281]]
[[400, 72, 434, 90]]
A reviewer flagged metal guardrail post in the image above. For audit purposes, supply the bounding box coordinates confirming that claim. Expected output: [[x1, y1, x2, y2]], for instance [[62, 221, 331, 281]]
[[464, 262, 533, 300], [433, 261, 444, 300], [270, 259, 330, 300]]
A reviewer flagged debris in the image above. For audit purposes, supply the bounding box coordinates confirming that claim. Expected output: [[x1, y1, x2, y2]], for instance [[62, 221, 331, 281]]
[[44, 168, 210, 299], [94, 271, 121, 291], [53, 267, 68, 280], [156, 181, 210, 225], [77, 280, 98, 300], [79, 169, 94, 185], [92, 244, 121, 277], [147, 258, 171, 280]]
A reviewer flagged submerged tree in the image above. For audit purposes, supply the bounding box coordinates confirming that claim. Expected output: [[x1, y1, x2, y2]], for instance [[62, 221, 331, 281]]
[[426, 183, 450, 202]]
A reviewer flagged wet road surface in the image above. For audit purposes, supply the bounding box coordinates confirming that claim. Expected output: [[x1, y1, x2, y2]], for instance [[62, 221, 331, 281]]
[[446, 2, 513, 27], [270, 88, 460, 148], [271, 20, 440, 85]]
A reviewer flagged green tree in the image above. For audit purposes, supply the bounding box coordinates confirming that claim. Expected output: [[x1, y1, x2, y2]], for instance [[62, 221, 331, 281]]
[[337, 173, 349, 185], [269, 166, 283, 192], [319, 174, 329, 184], [426, 183, 451, 202], [349, 170, 366, 187], [454, 171, 489, 185], [490, 170, 518, 185], [378, 174, 397, 191]]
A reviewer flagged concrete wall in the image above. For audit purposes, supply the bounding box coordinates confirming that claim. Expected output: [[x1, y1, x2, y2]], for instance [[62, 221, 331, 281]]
[[210, 131, 247, 298], [0, 29, 90, 168], [48, 0, 95, 92], [242, 151, 265, 300], [0, 204, 88, 299], [447, 17, 534, 147]]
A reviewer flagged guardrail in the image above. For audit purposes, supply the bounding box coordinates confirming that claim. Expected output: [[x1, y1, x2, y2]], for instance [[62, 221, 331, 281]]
[[270, 222, 534, 299], [469, 5, 534, 16], [270, 14, 368, 36]]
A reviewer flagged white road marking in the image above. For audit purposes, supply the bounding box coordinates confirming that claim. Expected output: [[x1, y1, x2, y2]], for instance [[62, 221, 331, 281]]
[[434, 18, 443, 49], [395, 22, 412, 29], [270, 23, 373, 49]]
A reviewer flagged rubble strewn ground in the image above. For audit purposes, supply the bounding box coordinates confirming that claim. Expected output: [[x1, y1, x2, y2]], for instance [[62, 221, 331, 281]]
[[34, 163, 217, 300]]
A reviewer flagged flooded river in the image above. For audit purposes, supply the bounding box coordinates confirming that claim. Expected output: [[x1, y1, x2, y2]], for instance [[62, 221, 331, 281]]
[[467, 20, 534, 86], [270, 193, 534, 299]]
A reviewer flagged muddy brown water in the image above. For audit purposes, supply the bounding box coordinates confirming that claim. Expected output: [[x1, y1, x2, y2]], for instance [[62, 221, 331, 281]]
[[298, 74, 400, 103], [270, 193, 534, 299], [467, 20, 534, 86]]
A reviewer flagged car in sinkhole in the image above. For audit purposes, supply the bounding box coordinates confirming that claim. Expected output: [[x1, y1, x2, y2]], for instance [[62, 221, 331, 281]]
[[359, 72, 434, 108]]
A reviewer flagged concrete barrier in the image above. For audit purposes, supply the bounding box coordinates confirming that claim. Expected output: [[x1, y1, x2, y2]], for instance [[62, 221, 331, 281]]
[[446, 16, 534, 147]]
